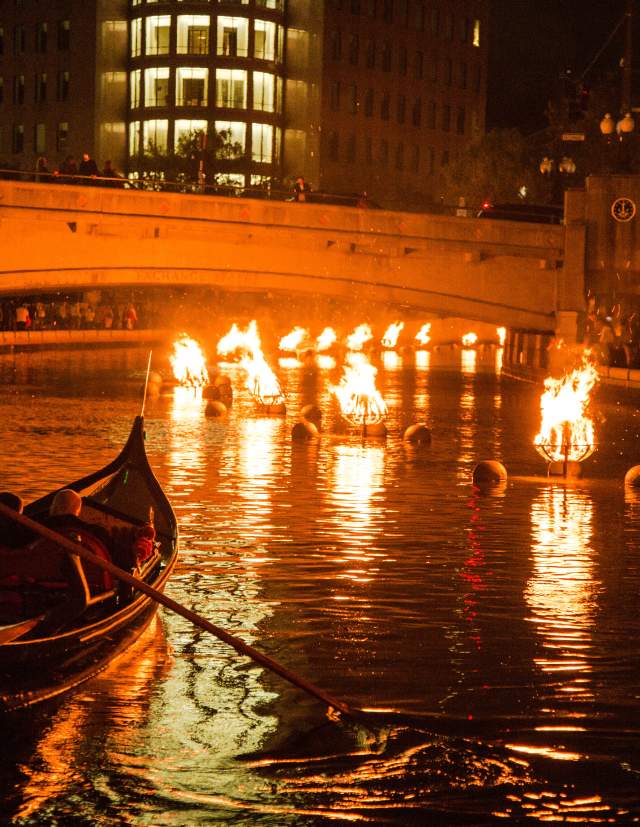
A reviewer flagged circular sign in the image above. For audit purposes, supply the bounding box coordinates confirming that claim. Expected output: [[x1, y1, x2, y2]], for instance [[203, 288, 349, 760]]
[[611, 197, 636, 222]]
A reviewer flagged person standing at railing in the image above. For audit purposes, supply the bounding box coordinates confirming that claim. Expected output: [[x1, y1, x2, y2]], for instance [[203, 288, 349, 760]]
[[101, 160, 125, 188], [34, 157, 50, 183], [78, 152, 99, 184], [293, 176, 309, 202], [55, 155, 78, 184]]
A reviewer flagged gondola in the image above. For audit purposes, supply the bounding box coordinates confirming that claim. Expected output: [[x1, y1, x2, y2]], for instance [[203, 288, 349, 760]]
[[0, 415, 179, 713]]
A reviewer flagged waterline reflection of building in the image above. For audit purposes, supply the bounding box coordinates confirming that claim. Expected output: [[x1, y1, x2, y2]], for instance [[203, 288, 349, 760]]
[[527, 487, 600, 703]]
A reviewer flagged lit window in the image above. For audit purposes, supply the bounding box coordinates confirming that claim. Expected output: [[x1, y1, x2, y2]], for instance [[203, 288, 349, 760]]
[[473, 19, 480, 47], [214, 120, 246, 159], [129, 121, 141, 156], [217, 17, 249, 57], [256, 0, 281, 8], [252, 123, 273, 162], [175, 119, 208, 151], [131, 18, 142, 57], [57, 20, 70, 51], [35, 72, 47, 103], [146, 16, 171, 56], [143, 119, 168, 153], [144, 67, 170, 107], [57, 70, 69, 101], [177, 15, 210, 55], [130, 69, 141, 108], [254, 20, 277, 61], [216, 68, 247, 108], [57, 121, 68, 151], [176, 67, 208, 106], [252, 71, 274, 112], [0, 78, 3, 105], [36, 22, 47, 53]]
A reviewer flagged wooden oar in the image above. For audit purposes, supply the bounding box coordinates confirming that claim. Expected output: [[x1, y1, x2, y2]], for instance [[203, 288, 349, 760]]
[[0, 502, 356, 718]]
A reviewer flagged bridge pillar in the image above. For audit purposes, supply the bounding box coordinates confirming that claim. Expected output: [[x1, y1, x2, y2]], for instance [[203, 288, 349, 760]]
[[557, 188, 588, 344]]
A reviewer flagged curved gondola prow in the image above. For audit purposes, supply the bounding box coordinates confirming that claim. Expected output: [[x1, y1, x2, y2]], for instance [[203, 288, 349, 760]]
[[25, 417, 178, 546]]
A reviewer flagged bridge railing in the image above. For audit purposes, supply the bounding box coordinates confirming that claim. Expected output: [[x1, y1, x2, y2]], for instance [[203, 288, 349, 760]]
[[0, 167, 471, 215]]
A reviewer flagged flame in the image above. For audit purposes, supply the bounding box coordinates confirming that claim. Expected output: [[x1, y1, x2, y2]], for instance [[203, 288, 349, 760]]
[[381, 322, 404, 349], [497, 326, 507, 346], [331, 352, 387, 426], [316, 326, 337, 351], [279, 326, 308, 352], [462, 332, 478, 347], [415, 323, 431, 346], [170, 334, 210, 387], [534, 359, 598, 463], [217, 320, 261, 359], [242, 351, 285, 406], [346, 323, 373, 351], [217, 321, 284, 406]]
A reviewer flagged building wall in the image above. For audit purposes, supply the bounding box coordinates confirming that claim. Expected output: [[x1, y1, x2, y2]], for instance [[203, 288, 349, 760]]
[[0, 1, 105, 171], [313, 0, 489, 208]]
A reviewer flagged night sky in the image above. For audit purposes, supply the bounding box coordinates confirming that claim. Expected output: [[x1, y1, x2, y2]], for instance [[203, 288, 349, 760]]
[[488, 1, 627, 132]]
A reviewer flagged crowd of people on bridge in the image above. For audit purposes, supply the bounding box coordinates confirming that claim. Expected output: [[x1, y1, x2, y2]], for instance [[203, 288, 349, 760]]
[[34, 153, 126, 187], [0, 299, 145, 332], [584, 299, 640, 369]]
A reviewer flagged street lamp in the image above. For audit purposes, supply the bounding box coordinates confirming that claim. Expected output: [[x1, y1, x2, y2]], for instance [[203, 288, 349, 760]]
[[600, 111, 636, 172], [539, 155, 576, 204]]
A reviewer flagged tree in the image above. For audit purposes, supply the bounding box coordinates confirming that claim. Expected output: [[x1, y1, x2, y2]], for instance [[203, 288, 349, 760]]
[[440, 129, 547, 210]]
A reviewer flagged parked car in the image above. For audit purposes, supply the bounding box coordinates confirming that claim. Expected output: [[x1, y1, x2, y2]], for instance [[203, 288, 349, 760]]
[[477, 202, 563, 224]]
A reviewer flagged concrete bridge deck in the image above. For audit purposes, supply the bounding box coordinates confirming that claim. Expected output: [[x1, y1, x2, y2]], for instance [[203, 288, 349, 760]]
[[0, 180, 577, 332]]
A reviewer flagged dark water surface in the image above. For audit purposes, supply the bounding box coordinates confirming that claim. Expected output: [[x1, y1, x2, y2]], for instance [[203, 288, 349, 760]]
[[0, 346, 639, 825]]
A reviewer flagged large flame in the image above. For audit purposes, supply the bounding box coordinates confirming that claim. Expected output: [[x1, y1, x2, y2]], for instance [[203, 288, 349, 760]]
[[534, 360, 598, 463], [217, 320, 262, 359], [170, 334, 210, 387], [316, 326, 337, 351], [497, 326, 507, 346], [217, 320, 284, 406], [415, 323, 431, 346], [462, 332, 478, 347], [279, 326, 308, 352], [381, 322, 404, 349], [346, 323, 373, 352], [332, 352, 387, 426], [242, 351, 284, 406]]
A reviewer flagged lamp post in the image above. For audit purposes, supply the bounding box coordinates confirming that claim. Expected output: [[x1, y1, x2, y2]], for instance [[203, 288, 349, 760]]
[[600, 111, 636, 172], [539, 155, 576, 204]]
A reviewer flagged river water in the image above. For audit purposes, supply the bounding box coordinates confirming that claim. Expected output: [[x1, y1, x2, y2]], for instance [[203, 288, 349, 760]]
[[0, 345, 639, 825]]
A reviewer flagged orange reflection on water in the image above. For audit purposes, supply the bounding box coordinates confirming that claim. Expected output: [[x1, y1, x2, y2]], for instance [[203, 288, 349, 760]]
[[325, 444, 386, 591], [381, 350, 401, 371], [461, 348, 477, 375], [415, 350, 430, 370], [168, 386, 207, 502], [527, 487, 599, 701]]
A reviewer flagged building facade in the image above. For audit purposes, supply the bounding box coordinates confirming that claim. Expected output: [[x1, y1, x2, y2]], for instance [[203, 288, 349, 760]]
[[0, 0, 488, 208]]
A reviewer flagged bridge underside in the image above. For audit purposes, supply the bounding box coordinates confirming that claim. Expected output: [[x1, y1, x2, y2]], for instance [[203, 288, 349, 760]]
[[0, 181, 568, 333]]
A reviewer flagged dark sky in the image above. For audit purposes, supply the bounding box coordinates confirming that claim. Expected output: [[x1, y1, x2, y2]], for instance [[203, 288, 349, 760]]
[[487, 1, 628, 132]]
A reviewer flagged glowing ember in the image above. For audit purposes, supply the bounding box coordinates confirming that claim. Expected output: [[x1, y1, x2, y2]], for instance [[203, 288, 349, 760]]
[[346, 323, 373, 351], [332, 352, 387, 427], [216, 320, 284, 406], [316, 326, 337, 352], [462, 332, 478, 347], [381, 322, 404, 349], [279, 326, 309, 352], [534, 359, 598, 464], [415, 323, 432, 346], [497, 326, 507, 346], [170, 335, 210, 387]]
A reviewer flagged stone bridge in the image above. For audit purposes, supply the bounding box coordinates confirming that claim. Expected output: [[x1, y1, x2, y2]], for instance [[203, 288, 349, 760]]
[[0, 180, 585, 337]]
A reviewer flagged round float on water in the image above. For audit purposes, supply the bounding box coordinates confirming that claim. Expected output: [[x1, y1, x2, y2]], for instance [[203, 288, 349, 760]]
[[148, 371, 163, 387], [625, 465, 640, 486], [300, 404, 322, 426], [260, 402, 287, 416], [202, 384, 220, 400], [472, 460, 507, 485], [403, 423, 431, 445], [204, 400, 227, 418], [362, 422, 387, 438], [292, 420, 319, 441]]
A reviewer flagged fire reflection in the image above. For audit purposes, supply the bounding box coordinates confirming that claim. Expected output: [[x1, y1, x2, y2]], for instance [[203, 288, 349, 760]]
[[527, 487, 600, 701], [233, 417, 281, 543], [167, 385, 207, 504], [456, 358, 477, 483], [326, 444, 385, 568]]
